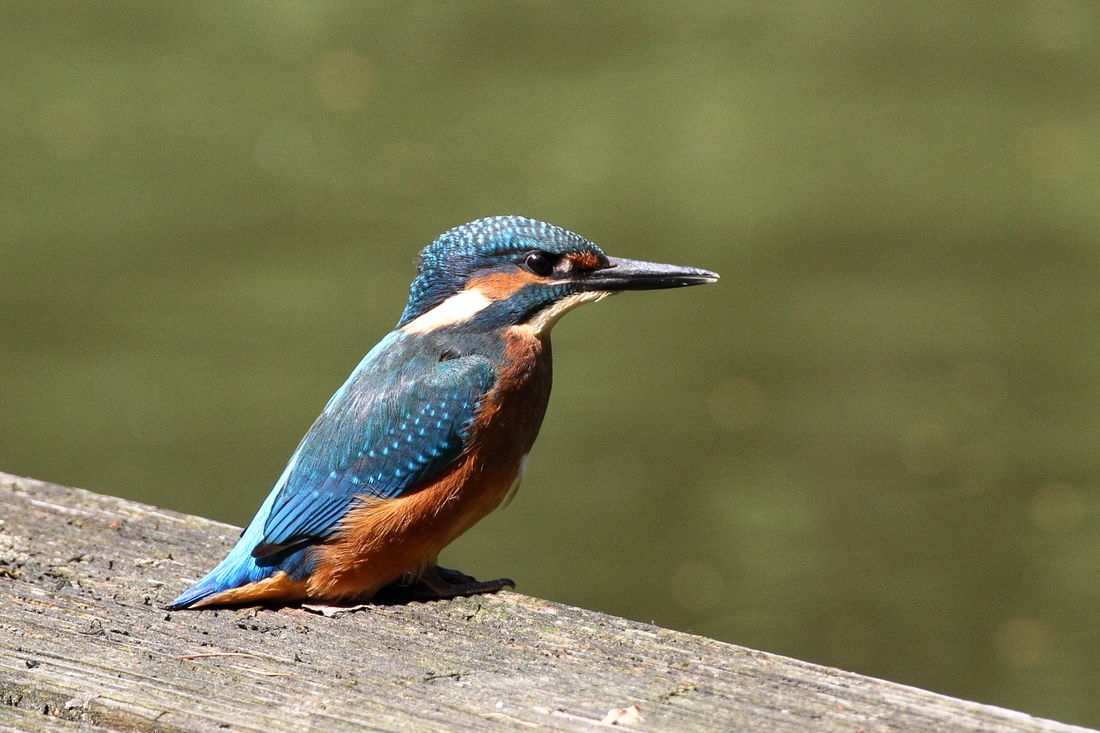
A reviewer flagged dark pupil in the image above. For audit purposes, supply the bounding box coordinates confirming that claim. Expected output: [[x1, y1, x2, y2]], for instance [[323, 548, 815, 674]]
[[525, 251, 554, 276]]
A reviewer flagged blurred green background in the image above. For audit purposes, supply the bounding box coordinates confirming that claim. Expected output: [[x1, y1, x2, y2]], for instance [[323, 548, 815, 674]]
[[2, 1, 1099, 726]]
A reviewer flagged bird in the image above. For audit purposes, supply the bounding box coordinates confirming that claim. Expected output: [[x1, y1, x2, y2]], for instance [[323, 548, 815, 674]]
[[167, 215, 718, 609]]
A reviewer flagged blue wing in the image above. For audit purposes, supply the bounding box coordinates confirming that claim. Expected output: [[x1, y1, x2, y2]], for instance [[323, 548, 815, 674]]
[[253, 332, 496, 558]]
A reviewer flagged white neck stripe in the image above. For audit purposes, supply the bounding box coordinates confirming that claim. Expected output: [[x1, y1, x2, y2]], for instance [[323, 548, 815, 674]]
[[400, 289, 493, 334]]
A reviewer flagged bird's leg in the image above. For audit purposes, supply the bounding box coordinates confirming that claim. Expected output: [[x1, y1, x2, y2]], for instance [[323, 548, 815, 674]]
[[410, 565, 515, 600]]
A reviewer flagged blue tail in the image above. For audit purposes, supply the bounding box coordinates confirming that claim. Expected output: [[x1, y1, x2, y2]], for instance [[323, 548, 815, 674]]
[[167, 483, 313, 609], [167, 556, 255, 610]]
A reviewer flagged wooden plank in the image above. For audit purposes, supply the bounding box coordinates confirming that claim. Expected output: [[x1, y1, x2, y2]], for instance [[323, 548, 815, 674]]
[[0, 471, 1091, 732]]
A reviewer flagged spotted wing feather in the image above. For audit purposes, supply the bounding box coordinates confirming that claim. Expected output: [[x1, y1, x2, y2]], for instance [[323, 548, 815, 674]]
[[254, 343, 495, 558]]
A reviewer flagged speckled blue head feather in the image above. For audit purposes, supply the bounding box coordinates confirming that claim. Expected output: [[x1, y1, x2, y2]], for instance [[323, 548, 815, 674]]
[[397, 216, 607, 327]]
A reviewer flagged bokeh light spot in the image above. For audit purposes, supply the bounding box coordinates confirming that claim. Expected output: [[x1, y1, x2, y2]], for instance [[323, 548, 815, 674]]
[[1029, 483, 1087, 533], [314, 48, 375, 111], [993, 617, 1050, 668]]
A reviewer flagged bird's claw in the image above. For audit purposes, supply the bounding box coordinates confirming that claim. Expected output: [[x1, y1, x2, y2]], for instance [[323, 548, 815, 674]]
[[411, 565, 515, 600]]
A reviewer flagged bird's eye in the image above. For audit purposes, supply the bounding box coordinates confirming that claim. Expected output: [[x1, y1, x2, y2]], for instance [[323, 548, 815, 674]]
[[523, 250, 556, 276]]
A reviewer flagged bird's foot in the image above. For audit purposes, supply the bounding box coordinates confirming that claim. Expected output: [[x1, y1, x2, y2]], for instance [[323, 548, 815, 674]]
[[410, 565, 515, 600]]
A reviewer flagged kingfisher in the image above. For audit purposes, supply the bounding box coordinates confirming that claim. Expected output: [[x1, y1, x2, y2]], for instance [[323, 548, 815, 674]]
[[168, 216, 717, 609]]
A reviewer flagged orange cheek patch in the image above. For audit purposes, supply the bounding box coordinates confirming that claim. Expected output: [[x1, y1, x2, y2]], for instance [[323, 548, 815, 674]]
[[568, 251, 603, 270], [467, 270, 544, 300]]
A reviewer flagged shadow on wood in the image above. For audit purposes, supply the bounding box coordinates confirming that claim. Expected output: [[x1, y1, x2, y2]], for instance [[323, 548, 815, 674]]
[[0, 472, 1091, 732]]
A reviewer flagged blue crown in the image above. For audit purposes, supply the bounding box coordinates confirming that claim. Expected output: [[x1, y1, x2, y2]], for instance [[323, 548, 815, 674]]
[[397, 216, 606, 326]]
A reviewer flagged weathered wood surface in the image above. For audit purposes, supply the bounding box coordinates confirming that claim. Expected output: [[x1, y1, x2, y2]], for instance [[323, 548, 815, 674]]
[[0, 472, 1091, 733]]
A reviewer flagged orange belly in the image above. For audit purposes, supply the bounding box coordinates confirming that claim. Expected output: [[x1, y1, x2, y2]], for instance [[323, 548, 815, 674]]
[[305, 328, 551, 603], [193, 330, 551, 608]]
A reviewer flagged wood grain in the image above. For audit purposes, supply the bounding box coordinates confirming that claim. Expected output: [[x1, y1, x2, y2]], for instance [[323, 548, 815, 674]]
[[0, 472, 1091, 732]]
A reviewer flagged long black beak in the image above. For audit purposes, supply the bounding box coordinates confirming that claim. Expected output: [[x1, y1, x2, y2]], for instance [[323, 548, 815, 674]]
[[569, 256, 719, 292]]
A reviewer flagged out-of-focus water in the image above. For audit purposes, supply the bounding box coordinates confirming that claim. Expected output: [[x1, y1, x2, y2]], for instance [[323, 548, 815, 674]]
[[2, 3, 1098, 726]]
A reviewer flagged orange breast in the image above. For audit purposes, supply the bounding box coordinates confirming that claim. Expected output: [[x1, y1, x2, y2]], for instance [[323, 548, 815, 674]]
[[305, 329, 553, 602]]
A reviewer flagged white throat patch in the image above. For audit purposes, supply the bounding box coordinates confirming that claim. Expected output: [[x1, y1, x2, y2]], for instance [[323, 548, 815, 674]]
[[516, 290, 610, 337]]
